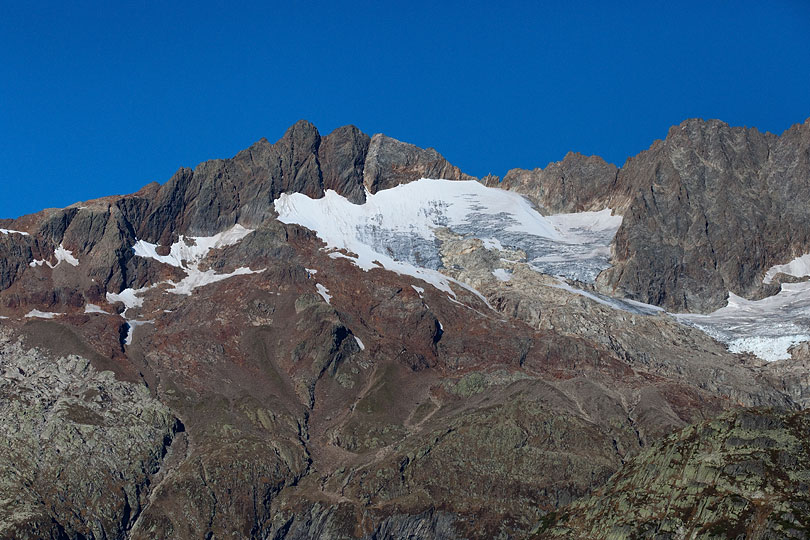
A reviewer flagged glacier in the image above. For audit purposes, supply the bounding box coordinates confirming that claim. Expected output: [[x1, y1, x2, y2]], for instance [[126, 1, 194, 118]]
[[274, 178, 810, 363], [274, 178, 621, 285]]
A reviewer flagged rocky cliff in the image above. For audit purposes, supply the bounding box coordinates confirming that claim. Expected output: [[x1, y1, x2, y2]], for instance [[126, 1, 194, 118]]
[[0, 118, 809, 539]]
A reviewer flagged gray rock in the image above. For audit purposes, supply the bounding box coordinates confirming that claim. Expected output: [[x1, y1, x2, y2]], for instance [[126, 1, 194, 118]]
[[598, 117, 810, 312], [500, 152, 620, 214], [363, 133, 474, 194]]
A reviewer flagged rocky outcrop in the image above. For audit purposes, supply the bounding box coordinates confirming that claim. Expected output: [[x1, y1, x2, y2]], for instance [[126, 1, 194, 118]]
[[499, 152, 620, 214], [540, 408, 810, 539], [2, 117, 810, 539], [363, 134, 474, 194], [0, 329, 180, 539], [597, 117, 810, 312]]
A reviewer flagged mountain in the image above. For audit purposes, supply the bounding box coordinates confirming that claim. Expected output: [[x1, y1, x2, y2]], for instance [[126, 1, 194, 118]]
[[0, 117, 809, 539]]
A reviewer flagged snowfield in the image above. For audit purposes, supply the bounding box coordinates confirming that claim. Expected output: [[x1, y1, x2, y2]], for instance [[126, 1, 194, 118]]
[[274, 178, 622, 287], [677, 283, 810, 361], [131, 224, 263, 296], [274, 178, 810, 362]]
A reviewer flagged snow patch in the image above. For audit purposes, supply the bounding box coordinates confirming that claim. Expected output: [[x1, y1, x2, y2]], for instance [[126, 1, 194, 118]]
[[123, 320, 153, 346], [354, 336, 365, 350], [676, 283, 810, 361], [25, 310, 60, 319], [0, 228, 29, 236], [54, 244, 79, 266], [764, 253, 810, 284], [29, 244, 79, 268], [84, 303, 109, 314], [305, 268, 318, 275], [132, 224, 254, 268], [106, 288, 146, 315], [412, 285, 425, 297], [167, 267, 263, 296], [131, 224, 262, 295], [316, 283, 332, 304], [492, 268, 512, 282]]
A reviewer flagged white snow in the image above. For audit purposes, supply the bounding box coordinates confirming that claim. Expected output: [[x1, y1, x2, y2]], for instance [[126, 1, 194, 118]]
[[275, 178, 578, 301], [53, 244, 79, 266], [167, 267, 263, 296], [764, 253, 810, 284], [305, 268, 318, 275], [123, 320, 153, 346], [0, 316, 9, 319], [412, 285, 425, 297], [106, 288, 145, 315], [131, 224, 262, 296], [29, 244, 79, 268], [354, 336, 365, 350], [132, 224, 254, 268], [492, 268, 512, 282], [316, 283, 332, 304], [676, 283, 810, 361], [84, 303, 109, 314], [25, 310, 60, 319], [275, 178, 624, 291], [0, 228, 29, 236]]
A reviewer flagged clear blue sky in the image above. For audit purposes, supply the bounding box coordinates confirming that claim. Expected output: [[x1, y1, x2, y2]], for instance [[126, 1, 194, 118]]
[[1, 1, 809, 219]]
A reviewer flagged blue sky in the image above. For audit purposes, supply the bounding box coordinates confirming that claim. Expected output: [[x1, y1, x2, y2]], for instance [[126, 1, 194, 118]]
[[1, 1, 809, 219]]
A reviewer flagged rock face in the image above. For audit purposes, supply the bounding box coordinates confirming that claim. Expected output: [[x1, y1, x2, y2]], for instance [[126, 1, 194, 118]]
[[490, 118, 810, 313], [597, 118, 810, 312], [540, 408, 810, 539], [0, 329, 180, 539], [1, 118, 810, 539], [498, 152, 620, 214], [363, 134, 474, 193]]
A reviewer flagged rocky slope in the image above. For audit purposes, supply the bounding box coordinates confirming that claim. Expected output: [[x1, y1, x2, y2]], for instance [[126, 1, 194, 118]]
[[538, 407, 810, 539], [492, 118, 810, 313], [0, 118, 809, 539]]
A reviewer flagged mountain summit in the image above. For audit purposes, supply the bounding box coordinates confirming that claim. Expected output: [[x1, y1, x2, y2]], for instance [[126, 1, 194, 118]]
[[1, 118, 810, 539]]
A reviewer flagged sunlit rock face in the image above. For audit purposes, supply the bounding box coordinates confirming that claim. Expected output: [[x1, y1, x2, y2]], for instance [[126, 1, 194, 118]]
[[0, 118, 809, 539]]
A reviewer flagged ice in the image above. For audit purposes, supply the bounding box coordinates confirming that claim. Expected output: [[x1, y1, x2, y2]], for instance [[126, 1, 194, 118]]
[[84, 303, 109, 314], [676, 283, 810, 361], [316, 283, 332, 304], [132, 224, 254, 268], [131, 224, 262, 295], [0, 228, 29, 236], [481, 238, 504, 251], [167, 267, 263, 296], [25, 310, 60, 319], [492, 268, 512, 282], [29, 244, 79, 268], [354, 336, 365, 350], [764, 253, 810, 284], [551, 278, 664, 315], [274, 178, 622, 301]]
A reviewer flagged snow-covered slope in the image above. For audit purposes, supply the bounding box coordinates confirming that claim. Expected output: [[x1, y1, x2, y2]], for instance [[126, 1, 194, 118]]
[[677, 282, 810, 361], [274, 177, 810, 363], [274, 178, 621, 284]]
